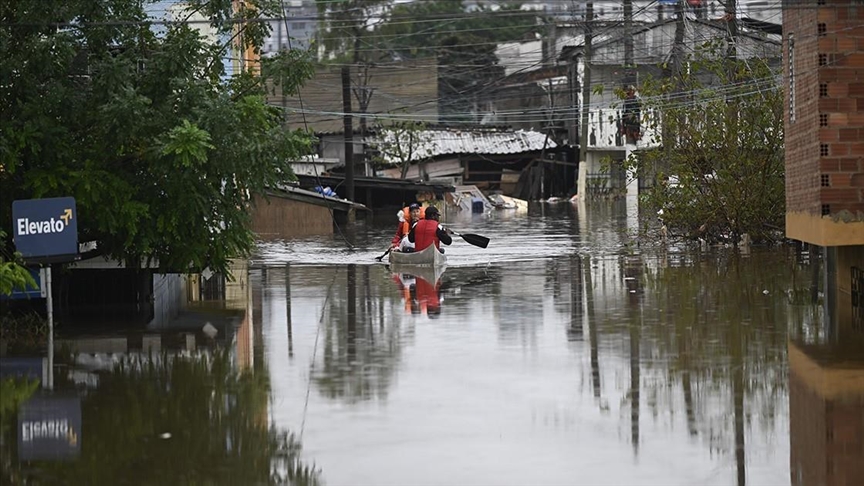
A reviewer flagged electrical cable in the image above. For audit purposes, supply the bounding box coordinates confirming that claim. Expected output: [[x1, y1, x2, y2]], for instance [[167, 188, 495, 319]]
[[280, 0, 356, 250], [299, 265, 341, 441]]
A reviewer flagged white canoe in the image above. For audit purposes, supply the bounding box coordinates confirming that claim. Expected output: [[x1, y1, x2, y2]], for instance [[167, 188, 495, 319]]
[[389, 262, 447, 285], [388, 244, 447, 267]]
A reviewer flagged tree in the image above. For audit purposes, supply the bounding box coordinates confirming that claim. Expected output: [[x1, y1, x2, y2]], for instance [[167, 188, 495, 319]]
[[627, 40, 784, 244], [372, 0, 534, 59], [0, 0, 315, 276], [315, 0, 391, 162], [367, 120, 434, 178], [372, 1, 532, 124], [0, 231, 36, 296], [0, 351, 320, 485], [315, 0, 390, 63]]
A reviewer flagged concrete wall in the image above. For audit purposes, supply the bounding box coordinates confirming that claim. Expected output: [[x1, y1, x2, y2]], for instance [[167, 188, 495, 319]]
[[250, 193, 333, 240], [150, 273, 186, 328], [273, 62, 439, 133], [789, 342, 864, 486]]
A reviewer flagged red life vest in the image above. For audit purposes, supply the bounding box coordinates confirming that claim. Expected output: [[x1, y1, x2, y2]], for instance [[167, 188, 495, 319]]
[[413, 219, 441, 251], [415, 276, 440, 315]]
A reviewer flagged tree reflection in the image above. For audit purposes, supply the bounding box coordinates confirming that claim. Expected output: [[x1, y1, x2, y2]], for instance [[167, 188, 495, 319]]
[[312, 265, 410, 403], [627, 247, 810, 483], [1, 350, 319, 485]]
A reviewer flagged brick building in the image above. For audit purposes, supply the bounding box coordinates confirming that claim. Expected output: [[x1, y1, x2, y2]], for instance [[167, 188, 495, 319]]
[[784, 0, 864, 322], [789, 338, 864, 486], [786, 3, 864, 484]]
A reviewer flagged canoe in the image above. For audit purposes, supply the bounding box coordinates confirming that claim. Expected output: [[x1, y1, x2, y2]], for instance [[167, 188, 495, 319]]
[[388, 243, 447, 267], [389, 262, 447, 286]]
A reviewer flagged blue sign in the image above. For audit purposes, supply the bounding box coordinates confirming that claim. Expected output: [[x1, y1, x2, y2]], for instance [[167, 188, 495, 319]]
[[12, 197, 78, 259], [0, 357, 46, 382], [18, 396, 82, 461], [0, 268, 45, 300]]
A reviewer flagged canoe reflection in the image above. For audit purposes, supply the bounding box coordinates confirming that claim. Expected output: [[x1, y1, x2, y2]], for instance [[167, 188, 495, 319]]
[[389, 264, 447, 318]]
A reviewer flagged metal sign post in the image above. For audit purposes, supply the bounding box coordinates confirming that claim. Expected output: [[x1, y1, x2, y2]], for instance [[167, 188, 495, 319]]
[[13, 197, 78, 391], [43, 267, 54, 390]]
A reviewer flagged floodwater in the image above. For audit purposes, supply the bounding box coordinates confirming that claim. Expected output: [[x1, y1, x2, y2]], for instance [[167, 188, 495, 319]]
[[2, 201, 862, 485]]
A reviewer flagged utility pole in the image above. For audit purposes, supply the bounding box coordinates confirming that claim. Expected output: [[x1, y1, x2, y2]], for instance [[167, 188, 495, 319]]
[[725, 0, 738, 62], [660, 0, 686, 179], [723, 0, 738, 148], [577, 3, 593, 197], [624, 0, 633, 79], [342, 66, 355, 203]]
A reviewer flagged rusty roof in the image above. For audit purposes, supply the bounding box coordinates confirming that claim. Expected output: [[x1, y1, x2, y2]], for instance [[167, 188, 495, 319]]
[[370, 128, 556, 164]]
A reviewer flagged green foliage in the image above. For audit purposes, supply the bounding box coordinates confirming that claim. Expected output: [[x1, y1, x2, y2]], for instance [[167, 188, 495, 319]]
[[0, 350, 320, 485], [315, 0, 391, 62], [372, 0, 535, 60], [0, 230, 36, 296], [369, 120, 433, 176], [0, 311, 48, 355], [627, 40, 784, 244], [370, 1, 531, 122], [0, 0, 315, 275]]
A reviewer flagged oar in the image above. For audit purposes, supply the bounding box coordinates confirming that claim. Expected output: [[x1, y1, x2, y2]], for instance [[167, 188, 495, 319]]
[[375, 248, 392, 262], [450, 231, 490, 249]]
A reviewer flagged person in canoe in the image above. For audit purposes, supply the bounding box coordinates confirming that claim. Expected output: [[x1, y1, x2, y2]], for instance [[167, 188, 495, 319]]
[[391, 203, 424, 252], [408, 206, 452, 254]]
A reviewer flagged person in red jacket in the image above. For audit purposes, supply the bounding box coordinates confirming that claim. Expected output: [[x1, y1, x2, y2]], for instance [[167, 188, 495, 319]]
[[391, 203, 424, 251], [414, 273, 442, 318], [408, 206, 452, 253]]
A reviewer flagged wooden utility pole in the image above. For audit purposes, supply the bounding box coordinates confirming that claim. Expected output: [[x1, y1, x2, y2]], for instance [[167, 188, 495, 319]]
[[725, 0, 738, 62], [624, 0, 633, 76], [577, 3, 593, 196], [342, 66, 355, 203]]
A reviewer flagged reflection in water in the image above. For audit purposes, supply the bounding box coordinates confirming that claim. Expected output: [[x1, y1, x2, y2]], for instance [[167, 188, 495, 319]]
[[389, 265, 446, 318], [0, 260, 318, 485], [0, 350, 319, 485], [789, 312, 864, 486], [624, 253, 642, 456], [307, 266, 411, 403], [251, 204, 855, 485]]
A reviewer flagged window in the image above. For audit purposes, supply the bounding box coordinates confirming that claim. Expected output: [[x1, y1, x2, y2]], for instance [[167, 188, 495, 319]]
[[821, 144, 830, 156], [822, 204, 831, 216], [789, 34, 796, 122], [820, 114, 829, 126], [819, 54, 828, 66], [820, 83, 828, 97], [821, 174, 831, 186], [292, 22, 305, 31], [818, 23, 827, 36]]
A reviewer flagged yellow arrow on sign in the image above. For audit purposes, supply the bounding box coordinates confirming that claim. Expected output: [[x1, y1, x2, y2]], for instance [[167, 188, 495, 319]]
[[60, 208, 73, 225]]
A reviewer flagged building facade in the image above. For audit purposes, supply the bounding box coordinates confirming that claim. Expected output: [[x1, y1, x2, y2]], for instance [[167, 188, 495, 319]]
[[783, 0, 864, 326]]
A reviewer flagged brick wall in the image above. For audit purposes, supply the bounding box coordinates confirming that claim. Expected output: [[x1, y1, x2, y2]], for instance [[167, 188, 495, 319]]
[[250, 194, 334, 240], [272, 62, 439, 133], [789, 342, 864, 486], [789, 369, 828, 486], [785, 0, 864, 245]]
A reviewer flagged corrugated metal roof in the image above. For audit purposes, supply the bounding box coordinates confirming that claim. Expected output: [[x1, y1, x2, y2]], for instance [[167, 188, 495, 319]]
[[370, 128, 556, 165]]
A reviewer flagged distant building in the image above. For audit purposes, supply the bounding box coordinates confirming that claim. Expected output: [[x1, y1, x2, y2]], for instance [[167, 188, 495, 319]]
[[261, 0, 317, 55], [272, 61, 439, 134], [560, 14, 781, 196]]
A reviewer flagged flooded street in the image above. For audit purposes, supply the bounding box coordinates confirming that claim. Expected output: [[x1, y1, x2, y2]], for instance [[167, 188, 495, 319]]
[[3, 202, 862, 485], [252, 202, 844, 486]]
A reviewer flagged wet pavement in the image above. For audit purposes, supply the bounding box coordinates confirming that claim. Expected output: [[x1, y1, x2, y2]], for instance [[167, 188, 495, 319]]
[[3, 201, 863, 485]]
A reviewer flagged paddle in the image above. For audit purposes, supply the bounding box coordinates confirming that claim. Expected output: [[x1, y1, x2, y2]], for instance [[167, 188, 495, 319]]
[[449, 231, 490, 249], [375, 248, 392, 262]]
